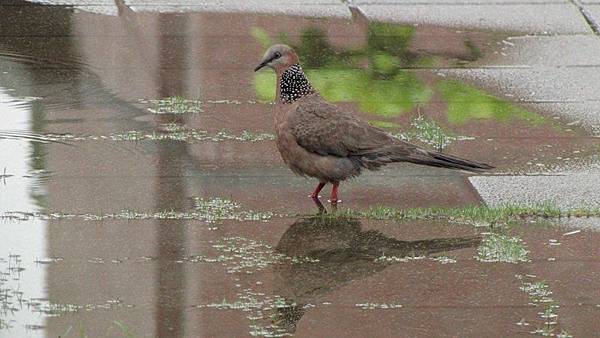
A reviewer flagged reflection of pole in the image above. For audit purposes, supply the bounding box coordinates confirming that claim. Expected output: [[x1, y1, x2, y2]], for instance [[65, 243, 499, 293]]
[[154, 13, 189, 338], [155, 139, 187, 338]]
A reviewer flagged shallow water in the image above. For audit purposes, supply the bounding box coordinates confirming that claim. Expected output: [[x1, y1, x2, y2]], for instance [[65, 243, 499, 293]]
[[1, 1, 600, 337]]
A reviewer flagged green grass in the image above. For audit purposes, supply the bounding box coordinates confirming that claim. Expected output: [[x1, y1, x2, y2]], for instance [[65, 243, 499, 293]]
[[339, 203, 577, 227], [5, 201, 600, 227]]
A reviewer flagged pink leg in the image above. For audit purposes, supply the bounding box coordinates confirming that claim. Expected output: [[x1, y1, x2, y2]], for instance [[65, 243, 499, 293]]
[[310, 182, 326, 199], [329, 181, 341, 204]]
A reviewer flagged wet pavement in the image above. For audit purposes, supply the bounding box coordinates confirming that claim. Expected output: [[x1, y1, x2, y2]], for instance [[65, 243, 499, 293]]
[[1, 1, 600, 337]]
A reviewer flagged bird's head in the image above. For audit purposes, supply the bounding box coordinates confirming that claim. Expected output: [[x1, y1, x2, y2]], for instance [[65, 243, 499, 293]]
[[254, 44, 299, 72]]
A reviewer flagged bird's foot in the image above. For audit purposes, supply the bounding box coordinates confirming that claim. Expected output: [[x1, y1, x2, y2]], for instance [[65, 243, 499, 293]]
[[310, 182, 326, 200], [327, 199, 342, 204]]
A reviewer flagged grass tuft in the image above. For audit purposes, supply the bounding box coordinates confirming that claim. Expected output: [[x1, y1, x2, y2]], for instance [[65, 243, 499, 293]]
[[352, 202, 567, 227], [476, 233, 529, 263]]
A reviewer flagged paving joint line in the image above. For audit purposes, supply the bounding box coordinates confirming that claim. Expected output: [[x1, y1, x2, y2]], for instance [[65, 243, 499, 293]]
[[570, 0, 600, 35]]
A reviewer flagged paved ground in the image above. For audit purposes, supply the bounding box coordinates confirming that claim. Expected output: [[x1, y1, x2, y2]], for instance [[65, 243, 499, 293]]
[[1, 1, 600, 338]]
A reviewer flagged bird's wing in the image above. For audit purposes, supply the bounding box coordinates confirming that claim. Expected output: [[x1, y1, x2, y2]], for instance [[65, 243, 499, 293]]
[[289, 95, 415, 157]]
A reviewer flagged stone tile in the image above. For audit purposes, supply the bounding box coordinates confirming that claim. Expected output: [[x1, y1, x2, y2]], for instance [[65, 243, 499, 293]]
[[494, 35, 600, 67], [356, 3, 591, 34], [470, 168, 600, 209], [22, 0, 352, 17]]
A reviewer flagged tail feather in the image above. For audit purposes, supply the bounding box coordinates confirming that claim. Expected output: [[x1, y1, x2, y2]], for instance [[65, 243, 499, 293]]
[[357, 145, 493, 173], [409, 150, 494, 173]]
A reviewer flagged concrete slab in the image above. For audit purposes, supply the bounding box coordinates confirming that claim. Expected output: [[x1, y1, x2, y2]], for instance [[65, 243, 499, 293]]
[[23, 0, 352, 17], [495, 35, 600, 67], [357, 0, 568, 3], [470, 169, 600, 209], [356, 3, 591, 34], [583, 4, 600, 19], [445, 67, 600, 102]]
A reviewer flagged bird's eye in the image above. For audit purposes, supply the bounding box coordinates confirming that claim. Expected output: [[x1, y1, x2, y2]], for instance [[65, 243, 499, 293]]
[[274, 52, 281, 59]]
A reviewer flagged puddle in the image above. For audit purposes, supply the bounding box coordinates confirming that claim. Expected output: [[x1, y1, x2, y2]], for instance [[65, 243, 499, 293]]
[[0, 1, 599, 337]]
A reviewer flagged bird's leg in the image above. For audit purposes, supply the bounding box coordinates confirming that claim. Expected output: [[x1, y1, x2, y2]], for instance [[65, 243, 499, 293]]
[[310, 182, 326, 199], [329, 181, 341, 204], [312, 197, 326, 214]]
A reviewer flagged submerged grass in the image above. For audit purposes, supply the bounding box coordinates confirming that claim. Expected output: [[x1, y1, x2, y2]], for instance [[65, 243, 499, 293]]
[[516, 274, 569, 337], [43, 125, 275, 143], [476, 232, 529, 263], [194, 288, 296, 337], [140, 96, 203, 115], [388, 115, 474, 151]]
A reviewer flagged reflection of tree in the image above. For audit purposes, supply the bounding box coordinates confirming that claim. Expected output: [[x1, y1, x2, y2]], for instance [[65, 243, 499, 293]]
[[255, 22, 543, 125], [271, 214, 481, 334], [255, 23, 432, 117]]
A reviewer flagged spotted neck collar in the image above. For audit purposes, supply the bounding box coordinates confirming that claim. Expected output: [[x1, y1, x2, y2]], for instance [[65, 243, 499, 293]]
[[279, 64, 314, 103]]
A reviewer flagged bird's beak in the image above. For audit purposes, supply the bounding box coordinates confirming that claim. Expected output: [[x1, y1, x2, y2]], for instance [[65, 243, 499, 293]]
[[254, 61, 267, 72], [254, 54, 277, 72]]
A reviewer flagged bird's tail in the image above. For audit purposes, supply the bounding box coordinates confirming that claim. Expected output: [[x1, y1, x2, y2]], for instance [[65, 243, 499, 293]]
[[358, 144, 493, 173], [405, 148, 494, 173]]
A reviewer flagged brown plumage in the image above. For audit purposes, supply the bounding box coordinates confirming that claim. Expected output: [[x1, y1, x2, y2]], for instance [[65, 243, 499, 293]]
[[255, 44, 493, 203]]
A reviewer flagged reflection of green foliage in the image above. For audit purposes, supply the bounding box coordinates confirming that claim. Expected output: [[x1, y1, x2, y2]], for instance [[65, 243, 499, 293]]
[[296, 27, 336, 68], [30, 102, 49, 210], [253, 23, 428, 116], [367, 22, 415, 58], [464, 40, 482, 61], [255, 72, 276, 102], [30, 102, 46, 171], [255, 69, 431, 117], [370, 120, 399, 129], [277, 32, 291, 46], [371, 53, 401, 78], [251, 27, 272, 49], [253, 24, 530, 121], [438, 80, 545, 125]]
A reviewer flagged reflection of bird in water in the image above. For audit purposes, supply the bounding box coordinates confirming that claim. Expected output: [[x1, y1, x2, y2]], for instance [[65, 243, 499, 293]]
[[254, 44, 492, 204], [271, 214, 481, 334]]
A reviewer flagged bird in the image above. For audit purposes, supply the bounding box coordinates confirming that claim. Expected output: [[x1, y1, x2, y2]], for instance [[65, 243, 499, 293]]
[[254, 44, 493, 204]]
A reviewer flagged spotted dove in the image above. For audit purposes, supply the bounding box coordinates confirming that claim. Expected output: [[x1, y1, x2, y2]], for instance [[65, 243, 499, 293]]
[[254, 44, 493, 203]]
